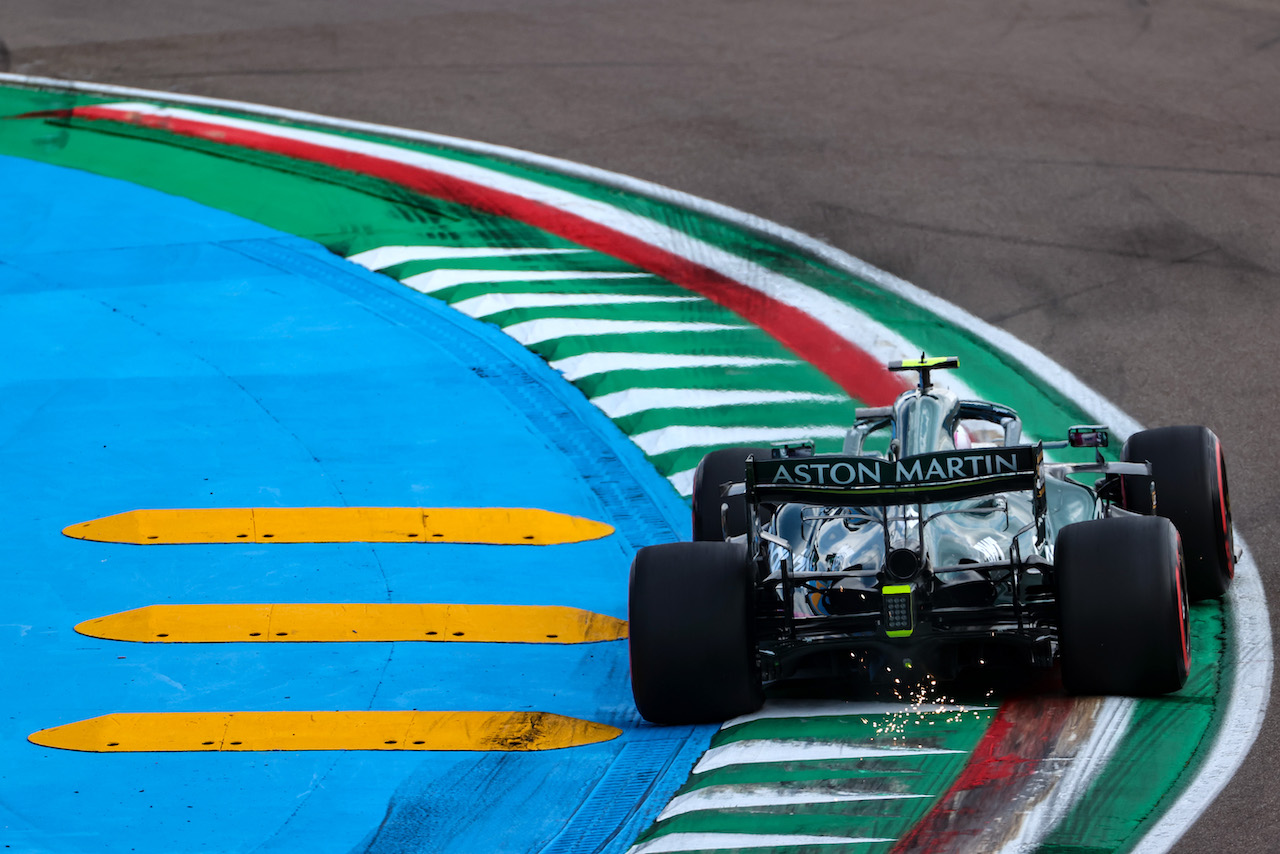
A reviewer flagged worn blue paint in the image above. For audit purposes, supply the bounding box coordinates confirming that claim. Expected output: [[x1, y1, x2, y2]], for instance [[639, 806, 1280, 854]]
[[0, 155, 710, 854]]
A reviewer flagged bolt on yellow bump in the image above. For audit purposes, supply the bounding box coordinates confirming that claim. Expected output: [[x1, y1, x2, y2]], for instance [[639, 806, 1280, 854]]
[[61, 507, 614, 545], [74, 603, 628, 644], [28, 711, 622, 753]]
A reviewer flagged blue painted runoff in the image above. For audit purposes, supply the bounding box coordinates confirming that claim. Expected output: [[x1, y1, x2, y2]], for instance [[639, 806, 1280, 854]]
[[0, 155, 711, 854]]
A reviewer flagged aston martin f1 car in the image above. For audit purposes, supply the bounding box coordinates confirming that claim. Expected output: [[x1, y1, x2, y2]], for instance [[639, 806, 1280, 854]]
[[629, 357, 1235, 724]]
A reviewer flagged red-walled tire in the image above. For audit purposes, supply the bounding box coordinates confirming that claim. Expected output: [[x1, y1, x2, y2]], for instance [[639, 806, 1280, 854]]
[[1058, 515, 1189, 696], [629, 541, 763, 723], [1122, 425, 1234, 600]]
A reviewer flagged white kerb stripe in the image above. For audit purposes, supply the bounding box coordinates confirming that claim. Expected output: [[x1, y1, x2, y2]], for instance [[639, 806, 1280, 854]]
[[723, 700, 998, 728], [657, 785, 930, 822], [1131, 540, 1271, 853], [347, 245, 584, 270], [84, 103, 977, 400], [402, 269, 651, 294], [668, 468, 697, 496], [451, 293, 700, 320], [693, 739, 963, 774], [592, 389, 847, 419], [633, 425, 849, 458], [502, 319, 748, 347], [549, 352, 798, 382], [628, 833, 893, 854]]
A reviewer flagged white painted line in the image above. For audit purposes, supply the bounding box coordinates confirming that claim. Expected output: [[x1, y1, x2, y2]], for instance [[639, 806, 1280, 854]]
[[632, 425, 849, 458], [1131, 540, 1272, 853], [657, 784, 930, 821], [549, 352, 799, 382], [723, 700, 998, 728], [667, 468, 697, 497], [402, 269, 651, 294], [628, 832, 893, 854], [502, 319, 748, 347], [592, 389, 846, 419], [451, 292, 700, 320], [692, 739, 964, 774], [347, 245, 584, 270]]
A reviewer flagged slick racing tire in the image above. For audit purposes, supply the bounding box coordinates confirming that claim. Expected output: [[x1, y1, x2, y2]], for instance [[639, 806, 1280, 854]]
[[692, 447, 772, 541], [1121, 425, 1234, 600], [629, 541, 764, 723], [1057, 515, 1189, 696]]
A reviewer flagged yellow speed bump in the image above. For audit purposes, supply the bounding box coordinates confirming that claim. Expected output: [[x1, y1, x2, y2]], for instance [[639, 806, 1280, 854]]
[[61, 507, 614, 545], [28, 711, 621, 753], [75, 603, 628, 644]]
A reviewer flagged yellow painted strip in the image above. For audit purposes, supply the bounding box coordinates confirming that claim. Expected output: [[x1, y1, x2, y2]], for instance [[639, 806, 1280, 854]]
[[61, 507, 614, 545], [28, 711, 621, 753], [74, 603, 628, 644]]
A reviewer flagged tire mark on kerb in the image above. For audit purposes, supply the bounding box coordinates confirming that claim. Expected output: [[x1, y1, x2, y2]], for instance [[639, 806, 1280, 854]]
[[891, 695, 1134, 853]]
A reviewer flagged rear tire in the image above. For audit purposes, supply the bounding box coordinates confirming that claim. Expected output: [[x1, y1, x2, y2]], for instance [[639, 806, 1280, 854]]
[[1058, 515, 1189, 696], [1122, 425, 1234, 600], [629, 541, 763, 723], [692, 447, 772, 541]]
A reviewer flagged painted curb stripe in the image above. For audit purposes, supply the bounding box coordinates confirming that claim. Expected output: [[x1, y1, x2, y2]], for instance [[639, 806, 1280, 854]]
[[56, 102, 921, 406], [452, 293, 702, 318], [549, 352, 800, 381], [722, 702, 998, 727], [402, 269, 654, 294], [693, 741, 965, 775], [658, 786, 932, 821], [74, 603, 628, 644], [592, 389, 847, 420], [61, 507, 614, 545], [501, 318, 750, 347], [628, 833, 895, 854], [632, 425, 850, 458], [349, 245, 586, 267], [28, 711, 622, 753]]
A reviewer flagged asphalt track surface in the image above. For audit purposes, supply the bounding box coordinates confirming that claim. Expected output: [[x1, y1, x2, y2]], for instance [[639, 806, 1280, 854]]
[[4, 1, 1278, 850]]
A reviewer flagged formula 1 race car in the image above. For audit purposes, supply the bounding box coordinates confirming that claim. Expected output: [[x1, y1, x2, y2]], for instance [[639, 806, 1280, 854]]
[[628, 357, 1235, 724]]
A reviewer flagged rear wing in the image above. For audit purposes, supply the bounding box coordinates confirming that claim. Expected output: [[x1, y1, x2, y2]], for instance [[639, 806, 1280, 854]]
[[746, 444, 1045, 508]]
